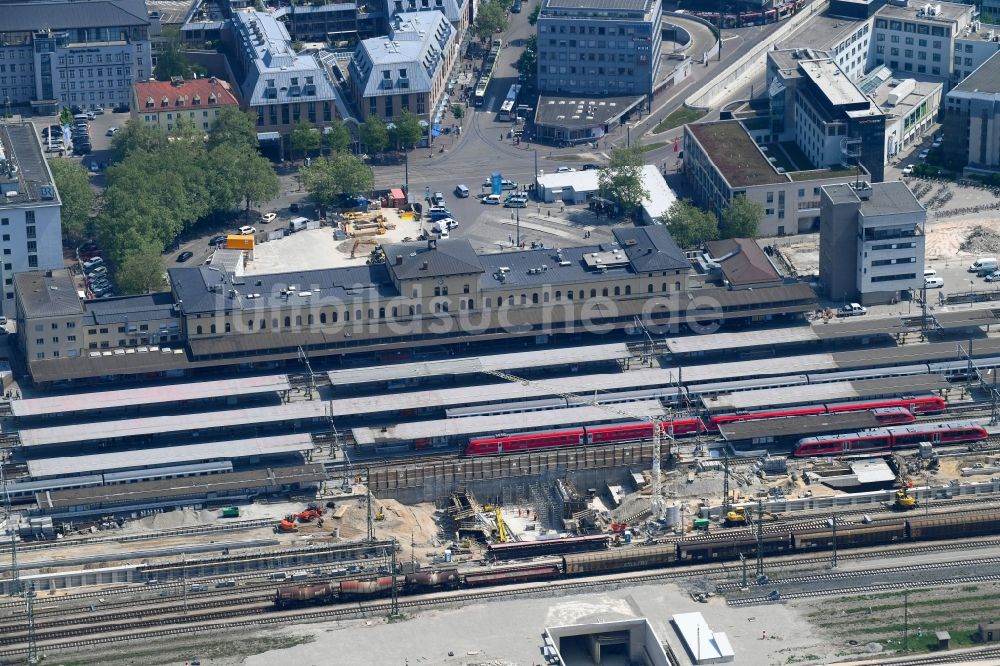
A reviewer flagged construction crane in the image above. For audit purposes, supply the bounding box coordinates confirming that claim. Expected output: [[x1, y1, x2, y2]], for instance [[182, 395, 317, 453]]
[[481, 369, 674, 519], [494, 506, 509, 543]]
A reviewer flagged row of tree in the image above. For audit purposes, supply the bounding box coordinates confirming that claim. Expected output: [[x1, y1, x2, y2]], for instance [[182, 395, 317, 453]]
[[596, 145, 762, 245]]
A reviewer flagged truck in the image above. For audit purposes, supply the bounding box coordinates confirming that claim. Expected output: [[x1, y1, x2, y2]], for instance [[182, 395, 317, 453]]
[[220, 507, 240, 518], [289, 216, 310, 233]]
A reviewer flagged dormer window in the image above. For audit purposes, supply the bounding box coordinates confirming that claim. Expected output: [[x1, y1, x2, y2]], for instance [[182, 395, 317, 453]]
[[145, 96, 154, 108], [192, 94, 201, 105], [175, 95, 185, 107], [208, 93, 217, 104], [291, 77, 298, 85], [399, 68, 408, 78], [161, 95, 169, 107], [382, 70, 391, 79]]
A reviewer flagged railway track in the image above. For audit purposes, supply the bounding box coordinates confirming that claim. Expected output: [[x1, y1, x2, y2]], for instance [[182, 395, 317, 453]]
[[864, 646, 1000, 665]]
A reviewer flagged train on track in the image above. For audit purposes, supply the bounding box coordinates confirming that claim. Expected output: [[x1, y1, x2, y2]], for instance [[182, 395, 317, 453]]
[[793, 422, 989, 456], [464, 396, 944, 455], [274, 511, 1000, 608]]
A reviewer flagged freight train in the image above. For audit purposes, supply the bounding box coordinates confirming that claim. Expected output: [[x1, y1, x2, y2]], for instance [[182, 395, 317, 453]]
[[793, 422, 989, 457], [273, 512, 1000, 608], [464, 396, 943, 455]]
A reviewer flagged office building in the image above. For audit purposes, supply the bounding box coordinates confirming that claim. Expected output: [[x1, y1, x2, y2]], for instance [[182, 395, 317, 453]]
[[349, 12, 456, 121], [0, 0, 155, 114], [683, 119, 871, 237], [227, 10, 342, 137], [536, 0, 662, 98], [860, 67, 942, 159], [132, 77, 240, 133], [0, 123, 64, 315], [943, 49, 1000, 173], [820, 180, 925, 305]]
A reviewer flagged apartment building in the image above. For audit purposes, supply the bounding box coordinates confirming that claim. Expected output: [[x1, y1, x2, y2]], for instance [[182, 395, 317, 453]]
[[0, 0, 154, 114], [0, 123, 64, 315], [227, 10, 341, 136], [536, 0, 662, 98], [132, 77, 240, 133], [15, 228, 819, 385], [349, 12, 456, 122], [683, 120, 872, 237], [942, 49, 1000, 173], [820, 181, 925, 305]]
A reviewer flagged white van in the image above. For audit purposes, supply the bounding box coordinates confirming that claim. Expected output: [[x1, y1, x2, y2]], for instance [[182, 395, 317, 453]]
[[924, 276, 944, 289], [923, 267, 936, 278], [968, 257, 998, 273], [483, 194, 502, 205], [289, 216, 309, 232]]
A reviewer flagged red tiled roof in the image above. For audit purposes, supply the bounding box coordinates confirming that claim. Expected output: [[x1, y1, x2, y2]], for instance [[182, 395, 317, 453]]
[[135, 77, 240, 112], [704, 238, 782, 287]]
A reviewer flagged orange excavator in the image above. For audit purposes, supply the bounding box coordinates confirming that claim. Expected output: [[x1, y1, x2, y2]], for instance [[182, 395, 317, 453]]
[[278, 516, 298, 532], [296, 507, 322, 523]]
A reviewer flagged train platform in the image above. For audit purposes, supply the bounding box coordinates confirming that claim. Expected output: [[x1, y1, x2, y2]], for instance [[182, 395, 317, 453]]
[[10, 375, 290, 420], [327, 343, 632, 389], [702, 374, 950, 412], [351, 399, 664, 446], [718, 411, 881, 446]]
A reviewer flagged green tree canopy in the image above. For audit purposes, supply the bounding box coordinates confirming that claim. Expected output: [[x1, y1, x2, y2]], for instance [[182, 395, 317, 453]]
[[289, 119, 322, 159], [721, 196, 763, 239], [153, 27, 205, 81], [111, 119, 168, 160], [207, 107, 259, 151], [598, 145, 648, 217], [528, 1, 541, 25], [301, 153, 375, 207], [360, 115, 389, 153], [661, 200, 719, 248], [516, 35, 537, 88], [324, 122, 352, 154], [116, 244, 167, 295], [392, 109, 423, 149], [48, 159, 96, 242], [474, 1, 508, 42]]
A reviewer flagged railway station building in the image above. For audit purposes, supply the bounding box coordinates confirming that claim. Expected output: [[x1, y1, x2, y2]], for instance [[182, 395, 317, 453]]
[[14, 226, 819, 385]]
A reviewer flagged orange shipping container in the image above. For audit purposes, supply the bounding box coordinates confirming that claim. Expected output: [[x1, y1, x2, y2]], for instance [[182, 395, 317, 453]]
[[226, 234, 254, 250]]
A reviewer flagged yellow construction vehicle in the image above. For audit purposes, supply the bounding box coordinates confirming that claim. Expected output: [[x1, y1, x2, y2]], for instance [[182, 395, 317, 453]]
[[894, 489, 917, 510], [494, 506, 509, 543], [374, 507, 386, 521], [724, 506, 749, 526]]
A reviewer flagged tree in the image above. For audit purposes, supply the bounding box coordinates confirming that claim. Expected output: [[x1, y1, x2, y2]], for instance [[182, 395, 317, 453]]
[[528, 1, 541, 25], [474, 1, 508, 42], [289, 119, 322, 159], [598, 145, 648, 217], [169, 115, 205, 143], [392, 109, 423, 149], [116, 244, 167, 295], [451, 104, 465, 119], [154, 27, 192, 81], [231, 147, 281, 220], [324, 122, 352, 154], [360, 115, 389, 154], [721, 196, 763, 239], [301, 153, 375, 207], [48, 160, 96, 242], [111, 119, 168, 160], [661, 199, 719, 248], [207, 107, 258, 151], [516, 35, 537, 88]]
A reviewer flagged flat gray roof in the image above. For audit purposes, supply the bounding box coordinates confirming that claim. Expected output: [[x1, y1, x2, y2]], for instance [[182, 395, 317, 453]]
[[933, 308, 1000, 330], [26, 434, 314, 477], [327, 368, 679, 416], [859, 181, 925, 217], [352, 399, 664, 444], [719, 411, 881, 440], [17, 402, 329, 447], [12, 375, 290, 418], [701, 374, 947, 411], [327, 343, 631, 386], [811, 316, 909, 339], [666, 327, 819, 354], [681, 353, 838, 384], [832, 337, 1000, 369], [952, 49, 1000, 95]]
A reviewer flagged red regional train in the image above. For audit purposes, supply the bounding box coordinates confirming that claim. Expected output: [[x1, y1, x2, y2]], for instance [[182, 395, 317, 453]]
[[793, 422, 988, 457], [465, 396, 942, 456]]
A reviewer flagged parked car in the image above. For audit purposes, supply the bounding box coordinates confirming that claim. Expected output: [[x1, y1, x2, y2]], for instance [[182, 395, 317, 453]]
[[87, 265, 108, 277], [556, 166, 576, 173], [238, 225, 256, 235], [482, 178, 518, 190], [918, 149, 929, 160], [83, 256, 104, 270], [428, 207, 453, 221], [432, 192, 446, 206], [86, 110, 95, 120], [504, 199, 527, 208], [924, 276, 944, 289], [923, 268, 936, 278], [482, 194, 502, 205], [93, 106, 105, 115], [512, 0, 522, 11], [582, 164, 600, 171], [454, 184, 470, 198], [901, 166, 913, 176], [262, 212, 277, 223], [209, 234, 227, 246], [106, 127, 119, 136], [969, 257, 998, 273], [177, 251, 194, 262], [985, 271, 1000, 282], [837, 303, 867, 317]]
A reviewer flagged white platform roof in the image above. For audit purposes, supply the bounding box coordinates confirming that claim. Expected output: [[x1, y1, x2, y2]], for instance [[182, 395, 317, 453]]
[[27, 434, 314, 478], [352, 399, 664, 444], [536, 165, 675, 221], [327, 343, 630, 386], [12, 375, 290, 418], [672, 612, 735, 664], [701, 381, 859, 412], [680, 352, 838, 385], [666, 326, 819, 354]]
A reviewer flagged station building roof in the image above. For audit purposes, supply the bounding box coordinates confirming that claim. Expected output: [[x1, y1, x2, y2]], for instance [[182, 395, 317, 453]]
[[702, 374, 948, 411], [719, 411, 881, 441]]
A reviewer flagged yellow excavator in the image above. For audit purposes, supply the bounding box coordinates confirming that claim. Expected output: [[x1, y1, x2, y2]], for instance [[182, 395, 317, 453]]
[[894, 489, 917, 510], [494, 506, 509, 543], [724, 506, 749, 526]]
